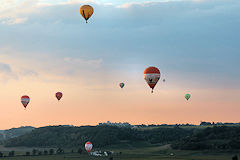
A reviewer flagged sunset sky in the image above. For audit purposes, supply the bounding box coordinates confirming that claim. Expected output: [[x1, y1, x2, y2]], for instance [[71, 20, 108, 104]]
[[0, 0, 239, 129]]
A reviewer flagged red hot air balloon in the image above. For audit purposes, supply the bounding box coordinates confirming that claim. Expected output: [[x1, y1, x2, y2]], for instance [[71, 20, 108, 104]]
[[21, 95, 30, 109], [85, 141, 93, 152], [55, 92, 63, 101], [144, 66, 160, 93]]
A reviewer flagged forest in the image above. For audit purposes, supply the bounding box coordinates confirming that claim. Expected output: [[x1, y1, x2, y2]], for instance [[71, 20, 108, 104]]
[[4, 125, 240, 151]]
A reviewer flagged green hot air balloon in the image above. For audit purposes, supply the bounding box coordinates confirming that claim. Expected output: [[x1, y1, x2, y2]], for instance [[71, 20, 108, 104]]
[[185, 94, 191, 101], [119, 82, 125, 89]]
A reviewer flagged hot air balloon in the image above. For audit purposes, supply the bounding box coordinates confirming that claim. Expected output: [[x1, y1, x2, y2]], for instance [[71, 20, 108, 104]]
[[119, 82, 125, 89], [80, 5, 94, 23], [85, 141, 93, 152], [185, 94, 191, 101], [21, 95, 30, 109], [55, 92, 63, 101], [144, 66, 160, 93], [163, 79, 166, 82]]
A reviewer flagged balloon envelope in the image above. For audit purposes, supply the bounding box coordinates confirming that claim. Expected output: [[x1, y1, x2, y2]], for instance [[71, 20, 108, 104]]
[[56, 92, 63, 101], [185, 94, 191, 101], [80, 5, 94, 23], [119, 83, 125, 88], [85, 141, 93, 152], [21, 95, 30, 108], [144, 66, 160, 93]]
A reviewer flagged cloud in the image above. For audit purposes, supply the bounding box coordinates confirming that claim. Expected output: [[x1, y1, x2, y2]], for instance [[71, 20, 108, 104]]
[[40, 0, 97, 6], [64, 57, 103, 68], [0, 62, 12, 73], [18, 68, 38, 77], [0, 0, 239, 88], [116, 1, 165, 8], [0, 49, 104, 84], [0, 62, 17, 82], [0, 61, 39, 82], [0, 0, 38, 25], [1, 17, 28, 25], [0, 50, 39, 82]]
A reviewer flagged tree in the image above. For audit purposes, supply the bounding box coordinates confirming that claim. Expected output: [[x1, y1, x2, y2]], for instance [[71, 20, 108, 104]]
[[32, 149, 37, 156], [200, 121, 211, 126], [38, 151, 42, 156], [26, 152, 30, 156], [232, 155, 238, 160], [0, 152, 3, 157], [78, 148, 83, 154], [107, 151, 112, 156], [44, 150, 48, 155], [8, 151, 15, 157], [49, 149, 54, 155], [56, 148, 64, 154]]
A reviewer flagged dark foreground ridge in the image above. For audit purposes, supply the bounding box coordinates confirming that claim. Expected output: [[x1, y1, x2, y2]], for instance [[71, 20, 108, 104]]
[[4, 125, 191, 148], [0, 126, 34, 141], [3, 123, 240, 151], [172, 126, 240, 150]]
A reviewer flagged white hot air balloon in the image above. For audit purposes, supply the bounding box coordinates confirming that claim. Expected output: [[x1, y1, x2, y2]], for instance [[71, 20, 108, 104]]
[[85, 141, 93, 152]]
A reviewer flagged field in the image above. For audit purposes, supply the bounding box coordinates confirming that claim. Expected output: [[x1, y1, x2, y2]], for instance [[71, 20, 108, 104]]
[[0, 144, 236, 160]]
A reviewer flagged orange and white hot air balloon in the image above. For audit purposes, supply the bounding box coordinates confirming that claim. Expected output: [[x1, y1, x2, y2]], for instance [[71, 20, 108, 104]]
[[144, 66, 160, 93], [85, 141, 93, 152], [80, 5, 94, 23], [55, 92, 63, 101], [21, 95, 30, 109]]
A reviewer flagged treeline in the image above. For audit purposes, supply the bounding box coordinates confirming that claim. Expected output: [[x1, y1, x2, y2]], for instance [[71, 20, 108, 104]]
[[172, 126, 240, 150], [0, 148, 84, 158], [6, 125, 240, 150], [200, 121, 240, 126], [4, 125, 192, 148]]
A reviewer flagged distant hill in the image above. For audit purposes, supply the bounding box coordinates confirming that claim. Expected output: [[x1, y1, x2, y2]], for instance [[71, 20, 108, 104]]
[[5, 125, 240, 150], [4, 125, 192, 148], [0, 126, 35, 141], [172, 126, 240, 150]]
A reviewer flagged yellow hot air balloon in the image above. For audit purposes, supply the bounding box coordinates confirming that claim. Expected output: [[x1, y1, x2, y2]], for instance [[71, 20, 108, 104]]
[[80, 5, 94, 23]]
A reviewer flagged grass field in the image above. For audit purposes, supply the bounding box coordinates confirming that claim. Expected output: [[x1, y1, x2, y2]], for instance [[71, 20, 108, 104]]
[[0, 144, 237, 160]]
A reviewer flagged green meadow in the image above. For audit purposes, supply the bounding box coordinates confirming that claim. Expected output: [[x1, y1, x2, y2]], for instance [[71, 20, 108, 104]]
[[0, 144, 236, 160]]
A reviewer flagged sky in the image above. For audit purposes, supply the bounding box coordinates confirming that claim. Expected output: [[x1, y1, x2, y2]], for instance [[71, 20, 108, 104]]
[[0, 0, 239, 129]]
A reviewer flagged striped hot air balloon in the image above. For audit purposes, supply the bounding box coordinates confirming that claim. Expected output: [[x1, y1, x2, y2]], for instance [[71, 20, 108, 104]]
[[144, 66, 160, 93], [55, 92, 63, 101], [21, 95, 30, 109], [85, 141, 93, 153]]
